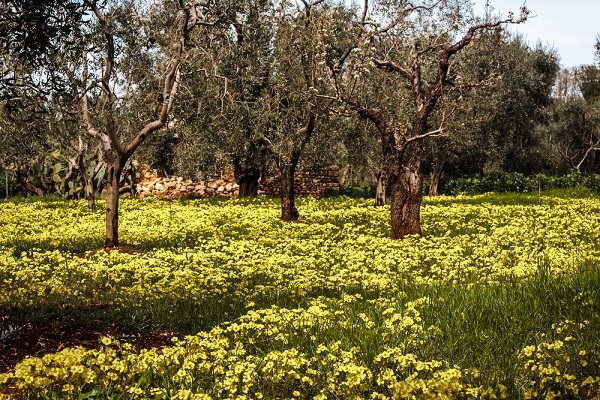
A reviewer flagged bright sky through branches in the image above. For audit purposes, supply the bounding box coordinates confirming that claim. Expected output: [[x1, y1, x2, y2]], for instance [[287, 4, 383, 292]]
[[473, 0, 599, 69]]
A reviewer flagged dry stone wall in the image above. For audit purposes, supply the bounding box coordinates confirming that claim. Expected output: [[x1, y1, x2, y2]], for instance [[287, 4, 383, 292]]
[[259, 167, 340, 197], [134, 164, 339, 199]]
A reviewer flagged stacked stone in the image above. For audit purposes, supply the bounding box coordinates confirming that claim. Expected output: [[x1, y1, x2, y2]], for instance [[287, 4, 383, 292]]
[[135, 167, 239, 199], [132, 164, 338, 200], [259, 166, 339, 198]]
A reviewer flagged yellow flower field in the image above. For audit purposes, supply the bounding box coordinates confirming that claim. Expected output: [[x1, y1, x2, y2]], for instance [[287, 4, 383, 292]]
[[0, 194, 599, 399]]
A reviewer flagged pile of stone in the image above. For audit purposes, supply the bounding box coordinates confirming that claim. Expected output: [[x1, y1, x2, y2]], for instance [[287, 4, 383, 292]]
[[133, 164, 339, 200], [135, 168, 239, 199]]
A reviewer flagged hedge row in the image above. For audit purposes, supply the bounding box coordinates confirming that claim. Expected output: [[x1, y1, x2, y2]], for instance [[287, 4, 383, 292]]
[[443, 172, 600, 195]]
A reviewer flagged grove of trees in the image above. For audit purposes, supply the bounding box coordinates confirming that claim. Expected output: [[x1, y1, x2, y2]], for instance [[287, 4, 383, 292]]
[[1, 0, 599, 244]]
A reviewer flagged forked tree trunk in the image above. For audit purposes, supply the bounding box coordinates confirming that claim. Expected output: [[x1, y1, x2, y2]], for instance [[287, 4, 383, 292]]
[[428, 161, 443, 196], [233, 157, 260, 197], [104, 161, 123, 247], [280, 164, 299, 222], [375, 169, 386, 206]]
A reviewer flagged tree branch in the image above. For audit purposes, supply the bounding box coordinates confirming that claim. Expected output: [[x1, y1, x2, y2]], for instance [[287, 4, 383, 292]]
[[13, 169, 43, 196], [123, 4, 195, 159], [375, 0, 443, 35], [331, 0, 369, 73], [575, 140, 600, 172], [372, 57, 412, 82], [80, 49, 116, 164]]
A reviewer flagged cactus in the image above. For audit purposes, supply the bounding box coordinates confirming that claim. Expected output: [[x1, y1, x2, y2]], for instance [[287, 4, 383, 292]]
[[12, 149, 142, 200]]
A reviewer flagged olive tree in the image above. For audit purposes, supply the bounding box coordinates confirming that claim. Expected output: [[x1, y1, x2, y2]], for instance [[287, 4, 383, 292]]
[[422, 31, 559, 193], [174, 0, 349, 221], [2, 0, 231, 247], [331, 0, 527, 239], [170, 0, 274, 196]]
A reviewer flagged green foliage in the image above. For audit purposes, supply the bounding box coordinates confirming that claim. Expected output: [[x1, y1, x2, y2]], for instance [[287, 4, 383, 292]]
[[537, 92, 600, 175], [12, 150, 82, 199], [432, 33, 561, 178], [577, 64, 600, 103], [0, 172, 19, 197], [0, 0, 82, 67], [10, 150, 140, 199], [338, 183, 378, 199], [0, 0, 84, 104], [444, 172, 600, 195]]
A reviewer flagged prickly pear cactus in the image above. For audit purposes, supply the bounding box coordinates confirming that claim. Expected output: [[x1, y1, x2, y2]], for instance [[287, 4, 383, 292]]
[[12, 150, 143, 199]]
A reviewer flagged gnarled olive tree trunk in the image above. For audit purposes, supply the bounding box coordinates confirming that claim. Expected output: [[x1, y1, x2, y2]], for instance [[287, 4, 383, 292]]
[[388, 141, 424, 239], [233, 156, 260, 197], [428, 160, 443, 196]]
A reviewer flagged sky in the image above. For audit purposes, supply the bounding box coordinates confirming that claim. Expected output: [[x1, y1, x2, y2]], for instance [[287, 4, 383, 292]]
[[472, 0, 599, 69]]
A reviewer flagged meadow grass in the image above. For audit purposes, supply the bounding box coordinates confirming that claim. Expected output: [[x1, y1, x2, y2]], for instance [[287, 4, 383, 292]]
[[0, 193, 599, 399]]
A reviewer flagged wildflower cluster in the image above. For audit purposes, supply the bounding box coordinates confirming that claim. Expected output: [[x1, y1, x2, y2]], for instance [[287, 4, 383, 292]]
[[1, 297, 492, 398], [518, 319, 600, 399], [0, 195, 599, 398]]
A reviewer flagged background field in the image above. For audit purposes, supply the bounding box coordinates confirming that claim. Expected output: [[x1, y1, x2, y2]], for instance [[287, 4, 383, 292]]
[[1, 193, 599, 399]]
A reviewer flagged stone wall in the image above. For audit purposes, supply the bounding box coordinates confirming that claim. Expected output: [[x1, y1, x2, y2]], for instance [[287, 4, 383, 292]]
[[259, 166, 340, 198], [134, 164, 339, 199]]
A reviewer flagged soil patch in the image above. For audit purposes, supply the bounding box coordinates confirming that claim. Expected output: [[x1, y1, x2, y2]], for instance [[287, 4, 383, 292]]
[[0, 316, 176, 374]]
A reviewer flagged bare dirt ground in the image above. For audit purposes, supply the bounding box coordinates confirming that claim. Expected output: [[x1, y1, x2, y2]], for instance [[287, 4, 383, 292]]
[[0, 315, 176, 374]]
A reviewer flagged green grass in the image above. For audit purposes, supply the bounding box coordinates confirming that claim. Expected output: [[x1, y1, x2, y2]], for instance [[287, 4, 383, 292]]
[[1, 193, 599, 398], [416, 263, 600, 396]]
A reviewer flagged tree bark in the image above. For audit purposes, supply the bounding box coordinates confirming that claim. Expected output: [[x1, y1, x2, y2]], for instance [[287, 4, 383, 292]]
[[280, 163, 299, 222], [592, 149, 600, 174], [428, 161, 443, 196], [375, 169, 386, 206], [389, 141, 424, 239], [233, 157, 260, 197], [104, 161, 123, 247], [85, 175, 96, 212]]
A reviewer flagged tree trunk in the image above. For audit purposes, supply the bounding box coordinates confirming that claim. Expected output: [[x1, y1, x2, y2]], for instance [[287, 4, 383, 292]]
[[280, 164, 299, 222], [428, 161, 443, 196], [388, 142, 424, 239], [233, 157, 260, 197], [238, 173, 259, 197], [85, 175, 96, 212], [104, 161, 123, 247], [593, 150, 600, 174], [375, 169, 386, 206]]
